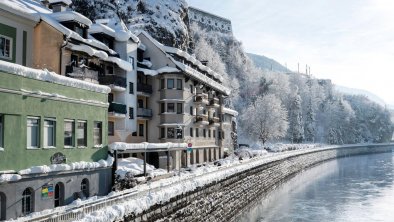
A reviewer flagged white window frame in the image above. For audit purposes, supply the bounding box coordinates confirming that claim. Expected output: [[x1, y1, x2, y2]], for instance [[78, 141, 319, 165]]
[[77, 121, 87, 148], [0, 35, 12, 60], [64, 119, 75, 148], [0, 114, 3, 149], [27, 117, 40, 149], [43, 118, 56, 148]]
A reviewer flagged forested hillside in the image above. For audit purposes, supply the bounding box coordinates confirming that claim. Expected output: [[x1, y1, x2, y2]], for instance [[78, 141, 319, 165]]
[[73, 0, 394, 145]]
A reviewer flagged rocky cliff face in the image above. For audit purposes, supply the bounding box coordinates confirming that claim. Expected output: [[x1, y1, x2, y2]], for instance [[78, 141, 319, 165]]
[[72, 0, 190, 50]]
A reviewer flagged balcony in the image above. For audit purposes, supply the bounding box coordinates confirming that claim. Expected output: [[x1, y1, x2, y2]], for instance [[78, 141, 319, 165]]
[[108, 102, 127, 118], [98, 75, 127, 91], [195, 115, 209, 126], [207, 97, 220, 108], [194, 93, 209, 105], [137, 83, 153, 95], [66, 65, 98, 83], [137, 108, 153, 118], [208, 117, 220, 127]]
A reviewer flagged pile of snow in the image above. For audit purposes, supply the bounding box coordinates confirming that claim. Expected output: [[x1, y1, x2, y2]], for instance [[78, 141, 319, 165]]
[[18, 156, 114, 175], [110, 142, 187, 152], [116, 157, 167, 178], [0, 61, 111, 94], [92, 19, 139, 43], [0, 174, 22, 183], [264, 143, 322, 152], [138, 60, 153, 68], [50, 11, 92, 27]]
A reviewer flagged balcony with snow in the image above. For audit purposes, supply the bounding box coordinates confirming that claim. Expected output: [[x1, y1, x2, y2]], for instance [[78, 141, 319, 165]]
[[194, 92, 209, 105], [137, 72, 153, 96]]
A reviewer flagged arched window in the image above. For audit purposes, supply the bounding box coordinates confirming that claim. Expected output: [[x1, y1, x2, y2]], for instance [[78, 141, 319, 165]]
[[22, 188, 34, 215], [0, 192, 6, 220], [54, 182, 64, 207], [81, 179, 89, 198]]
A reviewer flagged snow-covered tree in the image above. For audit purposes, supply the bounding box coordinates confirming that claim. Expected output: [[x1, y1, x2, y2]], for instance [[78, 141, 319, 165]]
[[289, 92, 304, 143], [241, 95, 288, 144]]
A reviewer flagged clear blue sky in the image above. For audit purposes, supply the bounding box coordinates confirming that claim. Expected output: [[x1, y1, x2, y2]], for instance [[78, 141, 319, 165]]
[[187, 0, 394, 106]]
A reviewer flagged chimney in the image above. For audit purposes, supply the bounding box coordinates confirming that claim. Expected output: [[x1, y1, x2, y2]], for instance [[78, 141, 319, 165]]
[[45, 0, 72, 12]]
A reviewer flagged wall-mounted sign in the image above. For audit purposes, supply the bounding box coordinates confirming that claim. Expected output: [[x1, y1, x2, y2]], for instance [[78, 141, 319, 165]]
[[50, 152, 66, 164], [41, 184, 54, 199]]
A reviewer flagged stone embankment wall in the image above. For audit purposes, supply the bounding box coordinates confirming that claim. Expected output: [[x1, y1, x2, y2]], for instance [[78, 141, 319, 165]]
[[123, 145, 393, 222]]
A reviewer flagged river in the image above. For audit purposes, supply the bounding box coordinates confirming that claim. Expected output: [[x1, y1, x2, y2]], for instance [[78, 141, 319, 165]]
[[237, 150, 394, 222]]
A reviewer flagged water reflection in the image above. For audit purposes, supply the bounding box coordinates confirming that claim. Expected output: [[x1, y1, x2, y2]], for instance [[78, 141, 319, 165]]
[[238, 151, 394, 222]]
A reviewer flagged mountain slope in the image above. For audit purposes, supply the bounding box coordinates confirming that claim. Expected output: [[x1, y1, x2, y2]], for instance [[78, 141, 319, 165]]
[[335, 85, 387, 107], [247, 53, 289, 73]]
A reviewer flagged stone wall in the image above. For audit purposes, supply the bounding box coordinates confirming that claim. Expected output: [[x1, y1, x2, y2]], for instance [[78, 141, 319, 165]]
[[123, 145, 393, 222]]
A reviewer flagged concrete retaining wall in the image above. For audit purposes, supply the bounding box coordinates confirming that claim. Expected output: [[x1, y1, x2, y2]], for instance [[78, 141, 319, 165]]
[[123, 144, 393, 222]]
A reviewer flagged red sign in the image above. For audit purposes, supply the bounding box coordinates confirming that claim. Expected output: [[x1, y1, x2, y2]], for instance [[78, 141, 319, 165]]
[[188, 143, 192, 147]]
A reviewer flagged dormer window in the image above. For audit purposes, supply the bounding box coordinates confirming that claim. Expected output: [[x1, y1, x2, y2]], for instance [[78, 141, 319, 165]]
[[75, 26, 84, 38]]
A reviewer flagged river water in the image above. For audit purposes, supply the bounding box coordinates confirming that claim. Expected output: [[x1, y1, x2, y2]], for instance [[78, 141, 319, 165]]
[[237, 151, 394, 222]]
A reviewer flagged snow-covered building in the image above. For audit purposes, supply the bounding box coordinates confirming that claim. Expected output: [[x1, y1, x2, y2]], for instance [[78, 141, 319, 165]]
[[188, 6, 233, 34], [116, 30, 232, 170]]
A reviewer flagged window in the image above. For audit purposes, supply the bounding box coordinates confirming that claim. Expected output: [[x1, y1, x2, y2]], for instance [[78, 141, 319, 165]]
[[138, 99, 143, 108], [0, 115, 3, 148], [161, 103, 165, 114], [129, 107, 134, 119], [128, 56, 134, 70], [208, 130, 211, 138], [190, 85, 194, 94], [190, 106, 193, 115], [0, 35, 12, 60], [203, 129, 206, 138], [160, 128, 165, 139], [167, 79, 174, 89], [81, 179, 89, 198], [176, 79, 182, 90], [77, 121, 87, 147], [190, 127, 193, 137], [161, 79, 165, 89], [108, 93, 114, 103], [218, 131, 222, 140], [27, 117, 39, 148], [93, 122, 102, 146], [129, 82, 134, 94], [195, 128, 199, 137], [108, 121, 114, 136], [22, 188, 33, 215], [167, 128, 175, 139], [106, 65, 114, 75], [213, 130, 216, 138], [139, 124, 144, 137], [176, 128, 183, 139], [177, 103, 183, 114], [75, 26, 84, 37], [43, 119, 56, 148], [64, 120, 74, 147], [167, 103, 175, 113]]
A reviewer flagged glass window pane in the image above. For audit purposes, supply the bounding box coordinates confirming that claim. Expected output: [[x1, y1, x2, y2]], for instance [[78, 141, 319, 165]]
[[27, 118, 39, 148], [177, 79, 182, 90], [167, 128, 175, 138], [177, 103, 183, 114], [167, 103, 175, 113], [167, 79, 174, 89], [44, 120, 55, 147], [94, 122, 102, 145], [108, 121, 114, 136], [77, 121, 87, 147], [64, 121, 74, 147]]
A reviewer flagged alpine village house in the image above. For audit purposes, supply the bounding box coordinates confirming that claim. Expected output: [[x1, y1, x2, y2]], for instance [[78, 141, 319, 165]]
[[0, 0, 238, 220]]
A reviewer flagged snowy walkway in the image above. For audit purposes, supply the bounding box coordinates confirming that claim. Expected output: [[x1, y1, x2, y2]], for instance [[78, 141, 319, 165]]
[[12, 143, 392, 222]]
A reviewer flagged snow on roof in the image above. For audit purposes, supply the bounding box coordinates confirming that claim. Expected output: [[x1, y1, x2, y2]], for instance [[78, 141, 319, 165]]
[[0, 174, 22, 184], [67, 43, 108, 60], [175, 61, 230, 95], [93, 18, 139, 43], [0, 0, 49, 22], [136, 31, 229, 95], [47, 0, 72, 5], [104, 56, 133, 72], [50, 11, 92, 27], [0, 60, 111, 94], [222, 107, 238, 116], [138, 43, 147, 51], [109, 142, 188, 152], [137, 66, 180, 76]]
